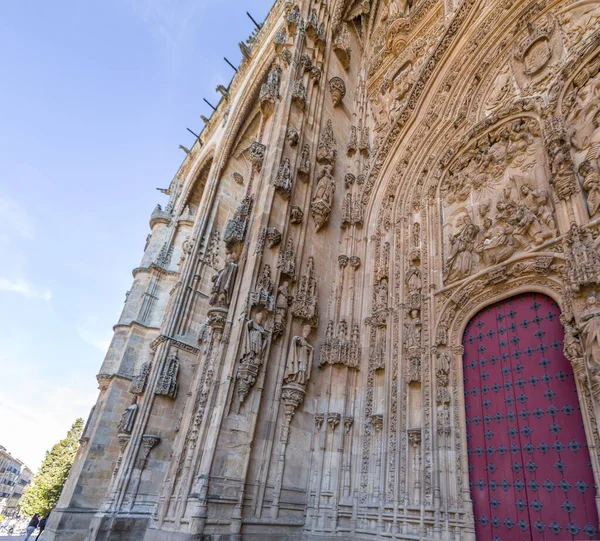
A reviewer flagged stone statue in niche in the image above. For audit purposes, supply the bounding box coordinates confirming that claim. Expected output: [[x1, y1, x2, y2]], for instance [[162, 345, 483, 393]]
[[311, 166, 336, 231], [236, 312, 269, 405], [579, 292, 600, 379], [284, 324, 314, 386], [435, 349, 451, 387], [560, 313, 585, 379], [444, 215, 480, 283], [579, 160, 600, 217], [274, 281, 292, 339], [209, 252, 239, 307], [117, 396, 138, 435], [244, 312, 268, 362], [376, 278, 389, 310], [406, 253, 421, 294], [572, 109, 600, 217], [405, 309, 422, 360]]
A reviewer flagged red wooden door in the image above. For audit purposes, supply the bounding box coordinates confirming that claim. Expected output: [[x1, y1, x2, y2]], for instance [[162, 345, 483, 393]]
[[463, 293, 599, 540]]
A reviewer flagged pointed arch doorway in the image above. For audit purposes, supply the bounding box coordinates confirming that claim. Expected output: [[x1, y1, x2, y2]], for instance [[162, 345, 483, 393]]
[[462, 292, 599, 540]]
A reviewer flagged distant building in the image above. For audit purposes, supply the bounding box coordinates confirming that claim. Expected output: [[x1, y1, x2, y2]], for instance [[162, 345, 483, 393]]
[[0, 445, 33, 517]]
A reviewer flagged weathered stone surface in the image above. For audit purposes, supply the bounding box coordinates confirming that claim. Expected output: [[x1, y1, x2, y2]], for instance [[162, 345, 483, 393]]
[[48, 1, 600, 540]]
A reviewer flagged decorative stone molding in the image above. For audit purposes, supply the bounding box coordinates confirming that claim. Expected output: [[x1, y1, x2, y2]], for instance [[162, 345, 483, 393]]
[[224, 195, 253, 247], [329, 77, 346, 107], [290, 205, 304, 224], [249, 141, 267, 172], [155, 350, 179, 399], [274, 157, 293, 199], [291, 257, 319, 327]]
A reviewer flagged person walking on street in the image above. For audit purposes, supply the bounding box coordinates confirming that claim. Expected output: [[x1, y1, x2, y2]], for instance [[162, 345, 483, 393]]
[[24, 514, 39, 540], [35, 513, 49, 540]]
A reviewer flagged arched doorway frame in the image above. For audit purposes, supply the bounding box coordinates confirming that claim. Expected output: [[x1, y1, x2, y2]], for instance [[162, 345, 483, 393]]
[[437, 270, 600, 537]]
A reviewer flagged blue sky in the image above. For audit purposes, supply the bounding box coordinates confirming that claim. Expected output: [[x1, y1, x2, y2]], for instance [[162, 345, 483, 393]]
[[0, 0, 273, 471]]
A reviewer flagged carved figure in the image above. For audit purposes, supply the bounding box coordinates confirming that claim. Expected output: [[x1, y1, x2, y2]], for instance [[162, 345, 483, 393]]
[[278, 238, 297, 279], [580, 160, 600, 217], [117, 396, 138, 434], [284, 325, 314, 386], [475, 217, 517, 266], [209, 252, 239, 307], [376, 278, 388, 309], [311, 166, 336, 231], [444, 215, 480, 282], [580, 292, 600, 378], [244, 312, 268, 362], [237, 312, 269, 404], [314, 166, 336, 207]]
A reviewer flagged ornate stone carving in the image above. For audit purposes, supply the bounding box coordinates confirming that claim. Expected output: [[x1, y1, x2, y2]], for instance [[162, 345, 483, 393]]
[[316, 119, 337, 166], [327, 413, 341, 431], [277, 238, 296, 280], [250, 264, 275, 312], [291, 257, 319, 326], [260, 64, 282, 117], [564, 223, 600, 292], [274, 157, 293, 199], [232, 172, 244, 185], [347, 126, 358, 157], [130, 362, 151, 394], [298, 143, 311, 180], [311, 166, 336, 231], [249, 141, 267, 172], [155, 350, 179, 399], [358, 118, 370, 157], [224, 195, 253, 247], [156, 242, 173, 268], [286, 128, 299, 147], [319, 320, 360, 369], [579, 292, 600, 386], [236, 313, 269, 404], [512, 14, 563, 91], [273, 29, 287, 53], [290, 206, 304, 224], [405, 309, 422, 383], [286, 4, 301, 35], [329, 77, 346, 107], [209, 252, 239, 308], [266, 228, 282, 249], [292, 79, 307, 110], [305, 9, 319, 39], [333, 23, 351, 70]]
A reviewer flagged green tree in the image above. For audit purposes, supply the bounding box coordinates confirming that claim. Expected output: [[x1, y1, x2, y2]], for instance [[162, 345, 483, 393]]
[[19, 418, 84, 516]]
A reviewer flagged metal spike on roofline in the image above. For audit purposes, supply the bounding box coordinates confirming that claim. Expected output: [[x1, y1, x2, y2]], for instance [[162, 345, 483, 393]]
[[186, 127, 200, 139], [224, 57, 238, 72], [203, 98, 216, 111], [246, 12, 262, 30]]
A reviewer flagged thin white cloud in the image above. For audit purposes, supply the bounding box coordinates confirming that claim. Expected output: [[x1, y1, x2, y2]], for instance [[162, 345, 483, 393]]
[[77, 317, 113, 352], [0, 196, 34, 238], [0, 276, 52, 300]]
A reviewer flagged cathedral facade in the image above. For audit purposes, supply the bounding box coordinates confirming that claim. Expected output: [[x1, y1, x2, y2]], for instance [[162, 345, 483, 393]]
[[47, 0, 600, 539]]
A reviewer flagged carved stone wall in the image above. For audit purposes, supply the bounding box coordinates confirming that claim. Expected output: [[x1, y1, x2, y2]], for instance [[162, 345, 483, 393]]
[[48, 0, 600, 540]]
